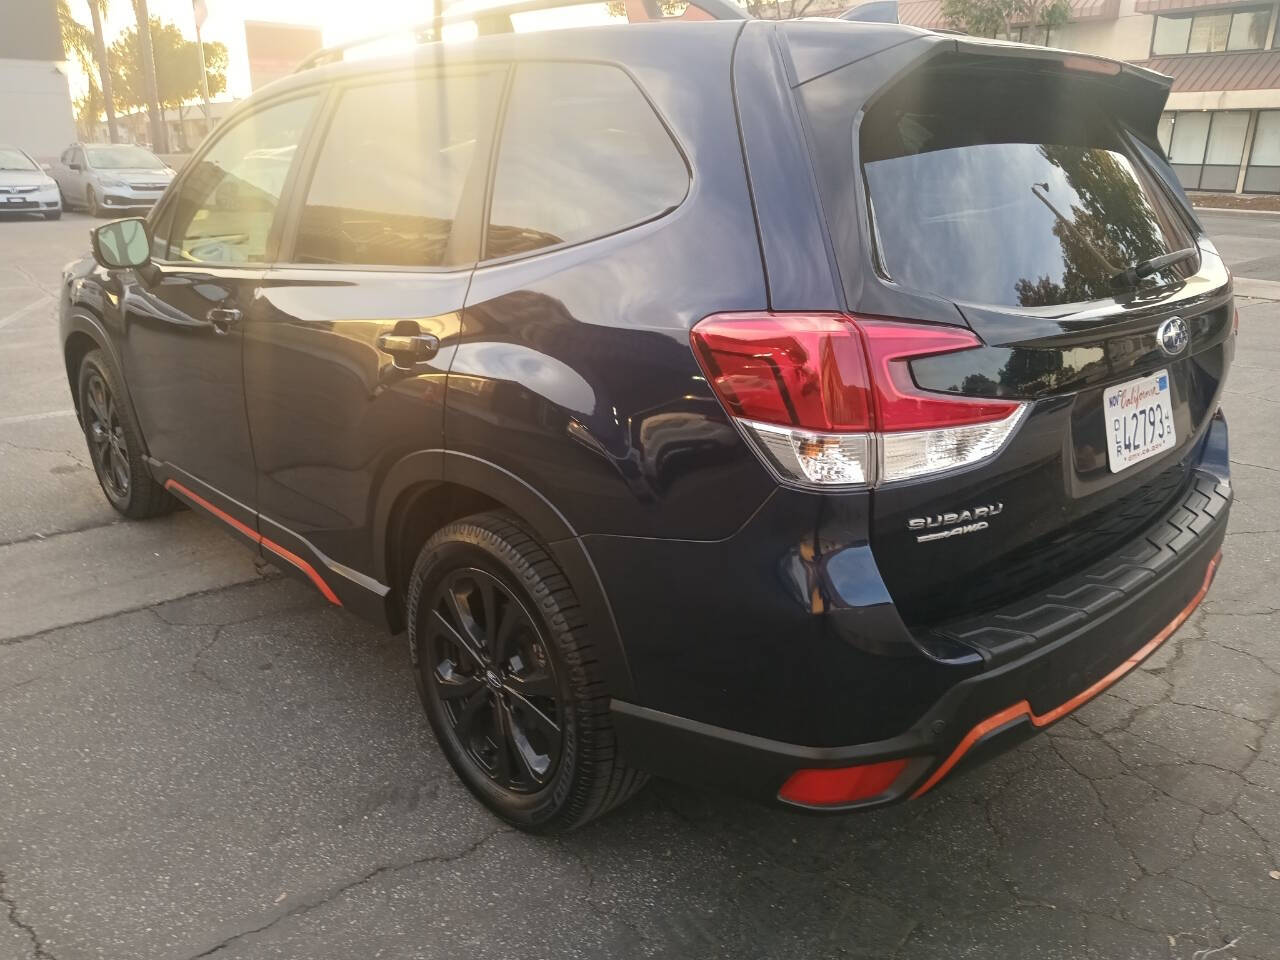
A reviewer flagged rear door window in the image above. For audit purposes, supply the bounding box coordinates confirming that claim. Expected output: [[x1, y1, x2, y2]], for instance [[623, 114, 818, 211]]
[[485, 61, 688, 260], [859, 71, 1194, 308], [291, 69, 505, 267]]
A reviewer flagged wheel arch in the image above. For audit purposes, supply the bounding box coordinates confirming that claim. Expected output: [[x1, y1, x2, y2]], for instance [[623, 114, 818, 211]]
[[376, 450, 636, 700], [63, 312, 120, 422]]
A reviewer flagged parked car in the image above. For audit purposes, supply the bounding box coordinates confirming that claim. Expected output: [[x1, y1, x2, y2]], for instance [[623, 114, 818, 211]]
[[0, 145, 61, 219], [51, 142, 174, 217], [59, 14, 1233, 833]]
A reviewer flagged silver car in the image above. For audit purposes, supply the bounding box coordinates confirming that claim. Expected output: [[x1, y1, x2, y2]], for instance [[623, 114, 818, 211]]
[[51, 142, 175, 218], [0, 145, 61, 220]]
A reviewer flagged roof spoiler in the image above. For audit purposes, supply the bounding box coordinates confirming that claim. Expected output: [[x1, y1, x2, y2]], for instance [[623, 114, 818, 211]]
[[295, 0, 749, 72]]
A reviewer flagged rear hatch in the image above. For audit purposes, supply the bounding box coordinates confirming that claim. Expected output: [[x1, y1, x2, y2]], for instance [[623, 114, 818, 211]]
[[789, 33, 1235, 629]]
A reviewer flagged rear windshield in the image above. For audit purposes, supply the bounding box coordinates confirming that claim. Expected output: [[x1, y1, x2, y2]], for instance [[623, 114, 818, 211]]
[[860, 69, 1194, 308]]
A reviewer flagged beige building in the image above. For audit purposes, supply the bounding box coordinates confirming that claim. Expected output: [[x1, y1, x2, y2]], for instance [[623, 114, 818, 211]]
[[897, 0, 1280, 193]]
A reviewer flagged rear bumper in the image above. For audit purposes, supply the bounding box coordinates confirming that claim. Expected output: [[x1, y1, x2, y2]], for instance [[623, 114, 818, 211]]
[[611, 429, 1230, 808]]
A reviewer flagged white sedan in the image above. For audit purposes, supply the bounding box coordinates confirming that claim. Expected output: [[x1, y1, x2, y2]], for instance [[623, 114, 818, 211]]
[[0, 145, 62, 220]]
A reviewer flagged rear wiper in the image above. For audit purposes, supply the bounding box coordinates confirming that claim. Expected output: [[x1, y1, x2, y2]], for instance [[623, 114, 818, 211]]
[[1111, 247, 1198, 288], [1030, 183, 1123, 278]]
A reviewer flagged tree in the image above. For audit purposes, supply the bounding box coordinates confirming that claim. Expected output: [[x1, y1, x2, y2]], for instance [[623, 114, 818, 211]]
[[111, 19, 228, 150], [130, 0, 166, 152], [942, 0, 1069, 40], [86, 0, 120, 143], [57, 0, 103, 139]]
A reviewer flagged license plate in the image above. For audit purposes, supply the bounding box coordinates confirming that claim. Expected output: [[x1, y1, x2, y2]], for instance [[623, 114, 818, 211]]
[[1104, 369, 1176, 473], [5, 196, 22, 204]]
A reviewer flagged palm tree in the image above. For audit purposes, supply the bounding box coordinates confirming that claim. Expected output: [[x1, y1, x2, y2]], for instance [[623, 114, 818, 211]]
[[86, 0, 120, 143], [57, 0, 120, 142], [57, 0, 101, 138], [131, 0, 168, 152]]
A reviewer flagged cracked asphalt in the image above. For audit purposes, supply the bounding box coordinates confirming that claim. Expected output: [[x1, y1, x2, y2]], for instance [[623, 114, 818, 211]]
[[1, 209, 1278, 960]]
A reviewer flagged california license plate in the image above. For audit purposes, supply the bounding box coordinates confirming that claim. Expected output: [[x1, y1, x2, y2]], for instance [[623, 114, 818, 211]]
[[1104, 369, 1176, 472]]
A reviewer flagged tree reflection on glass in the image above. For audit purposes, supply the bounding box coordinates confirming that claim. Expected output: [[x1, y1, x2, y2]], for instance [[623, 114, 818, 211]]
[[1015, 145, 1167, 306]]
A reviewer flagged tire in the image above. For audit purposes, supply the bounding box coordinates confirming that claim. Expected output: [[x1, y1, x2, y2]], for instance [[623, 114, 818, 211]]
[[44, 210, 61, 221], [86, 185, 101, 218], [77, 349, 176, 519], [407, 512, 647, 833]]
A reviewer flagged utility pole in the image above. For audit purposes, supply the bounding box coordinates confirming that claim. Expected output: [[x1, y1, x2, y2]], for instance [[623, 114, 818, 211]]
[[193, 0, 213, 139]]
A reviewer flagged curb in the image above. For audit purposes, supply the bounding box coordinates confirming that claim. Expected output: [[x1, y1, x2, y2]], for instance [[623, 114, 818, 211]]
[[1193, 206, 1280, 219]]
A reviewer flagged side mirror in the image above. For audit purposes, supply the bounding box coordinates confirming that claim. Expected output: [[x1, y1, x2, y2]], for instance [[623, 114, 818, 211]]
[[91, 218, 151, 270], [69, 161, 82, 171], [39, 162, 52, 172]]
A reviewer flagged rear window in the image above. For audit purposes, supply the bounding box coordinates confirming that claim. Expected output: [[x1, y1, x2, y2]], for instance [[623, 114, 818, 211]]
[[860, 70, 1194, 308]]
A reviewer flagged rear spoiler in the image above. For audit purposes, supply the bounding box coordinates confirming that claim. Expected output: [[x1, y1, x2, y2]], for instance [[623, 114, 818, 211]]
[[773, 21, 1173, 143]]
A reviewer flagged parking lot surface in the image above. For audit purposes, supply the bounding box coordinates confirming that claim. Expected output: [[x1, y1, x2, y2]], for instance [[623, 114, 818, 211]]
[[1, 210, 1278, 960]]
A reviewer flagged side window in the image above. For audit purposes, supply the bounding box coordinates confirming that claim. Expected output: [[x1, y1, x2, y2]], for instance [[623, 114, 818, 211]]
[[485, 62, 688, 260], [166, 95, 318, 264], [72, 148, 85, 168], [290, 71, 503, 267]]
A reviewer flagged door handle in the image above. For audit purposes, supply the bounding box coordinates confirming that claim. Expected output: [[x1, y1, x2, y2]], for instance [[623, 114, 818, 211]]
[[207, 307, 241, 334], [377, 327, 440, 369]]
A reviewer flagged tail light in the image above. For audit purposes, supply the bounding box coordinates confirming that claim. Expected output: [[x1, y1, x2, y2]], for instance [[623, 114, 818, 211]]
[[690, 312, 1025, 488]]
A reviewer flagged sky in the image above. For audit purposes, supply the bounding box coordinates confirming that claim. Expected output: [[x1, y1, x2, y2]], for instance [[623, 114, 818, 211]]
[[63, 0, 462, 102]]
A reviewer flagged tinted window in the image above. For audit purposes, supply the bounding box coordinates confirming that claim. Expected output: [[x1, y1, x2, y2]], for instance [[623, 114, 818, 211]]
[[166, 95, 317, 264], [292, 71, 503, 267], [860, 71, 1193, 308], [486, 62, 687, 260]]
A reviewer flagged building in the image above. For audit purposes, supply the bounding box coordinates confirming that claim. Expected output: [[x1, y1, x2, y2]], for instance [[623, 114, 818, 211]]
[[92, 100, 240, 155], [0, 0, 78, 160], [894, 0, 1280, 194]]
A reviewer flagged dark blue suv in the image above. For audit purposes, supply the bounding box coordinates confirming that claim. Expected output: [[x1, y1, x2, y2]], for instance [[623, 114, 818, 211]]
[[61, 11, 1233, 831]]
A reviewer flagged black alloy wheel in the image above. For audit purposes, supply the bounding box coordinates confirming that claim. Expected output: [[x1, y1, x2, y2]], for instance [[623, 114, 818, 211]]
[[407, 512, 647, 832], [426, 568, 563, 793], [84, 368, 131, 502], [76, 349, 176, 519]]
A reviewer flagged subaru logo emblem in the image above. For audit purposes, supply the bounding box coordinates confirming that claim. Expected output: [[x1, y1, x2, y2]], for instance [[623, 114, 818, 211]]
[[1157, 316, 1189, 356]]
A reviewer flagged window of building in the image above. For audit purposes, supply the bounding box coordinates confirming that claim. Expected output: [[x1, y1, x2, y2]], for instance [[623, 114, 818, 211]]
[[1163, 110, 1257, 191], [484, 62, 688, 261], [1202, 111, 1250, 189], [1246, 111, 1280, 193], [291, 71, 504, 267], [164, 95, 317, 264], [1157, 113, 1175, 155], [1153, 15, 1192, 54], [1228, 7, 1271, 49], [1188, 12, 1232, 52], [1153, 7, 1271, 54]]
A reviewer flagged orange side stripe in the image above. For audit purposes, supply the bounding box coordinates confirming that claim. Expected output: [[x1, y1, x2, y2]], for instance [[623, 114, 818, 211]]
[[912, 550, 1221, 798], [163, 479, 342, 607]]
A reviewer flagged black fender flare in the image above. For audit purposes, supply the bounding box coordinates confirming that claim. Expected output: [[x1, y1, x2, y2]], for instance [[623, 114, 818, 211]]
[[372, 449, 637, 701], [63, 308, 130, 423]]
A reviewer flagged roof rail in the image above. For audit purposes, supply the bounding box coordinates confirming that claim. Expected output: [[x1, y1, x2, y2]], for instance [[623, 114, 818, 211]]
[[295, 0, 748, 72]]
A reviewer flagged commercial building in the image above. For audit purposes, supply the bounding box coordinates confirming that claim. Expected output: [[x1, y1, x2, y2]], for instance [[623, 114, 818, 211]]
[[896, 0, 1280, 193], [0, 0, 78, 160]]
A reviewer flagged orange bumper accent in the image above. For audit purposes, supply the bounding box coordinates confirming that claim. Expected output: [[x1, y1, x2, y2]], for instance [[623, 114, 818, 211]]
[[164, 479, 343, 607], [912, 550, 1221, 799]]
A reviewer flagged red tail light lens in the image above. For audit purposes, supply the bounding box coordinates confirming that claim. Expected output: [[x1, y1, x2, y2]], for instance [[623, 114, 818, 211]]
[[689, 313, 872, 431], [690, 312, 1026, 487], [778, 758, 911, 808], [858, 319, 1023, 431]]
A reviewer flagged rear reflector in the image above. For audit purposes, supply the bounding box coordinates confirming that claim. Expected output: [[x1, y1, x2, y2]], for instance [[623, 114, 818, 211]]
[[778, 758, 911, 808], [691, 313, 1025, 488]]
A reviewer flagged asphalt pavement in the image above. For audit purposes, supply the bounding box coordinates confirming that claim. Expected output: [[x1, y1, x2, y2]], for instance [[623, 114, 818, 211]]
[[1, 209, 1278, 960]]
